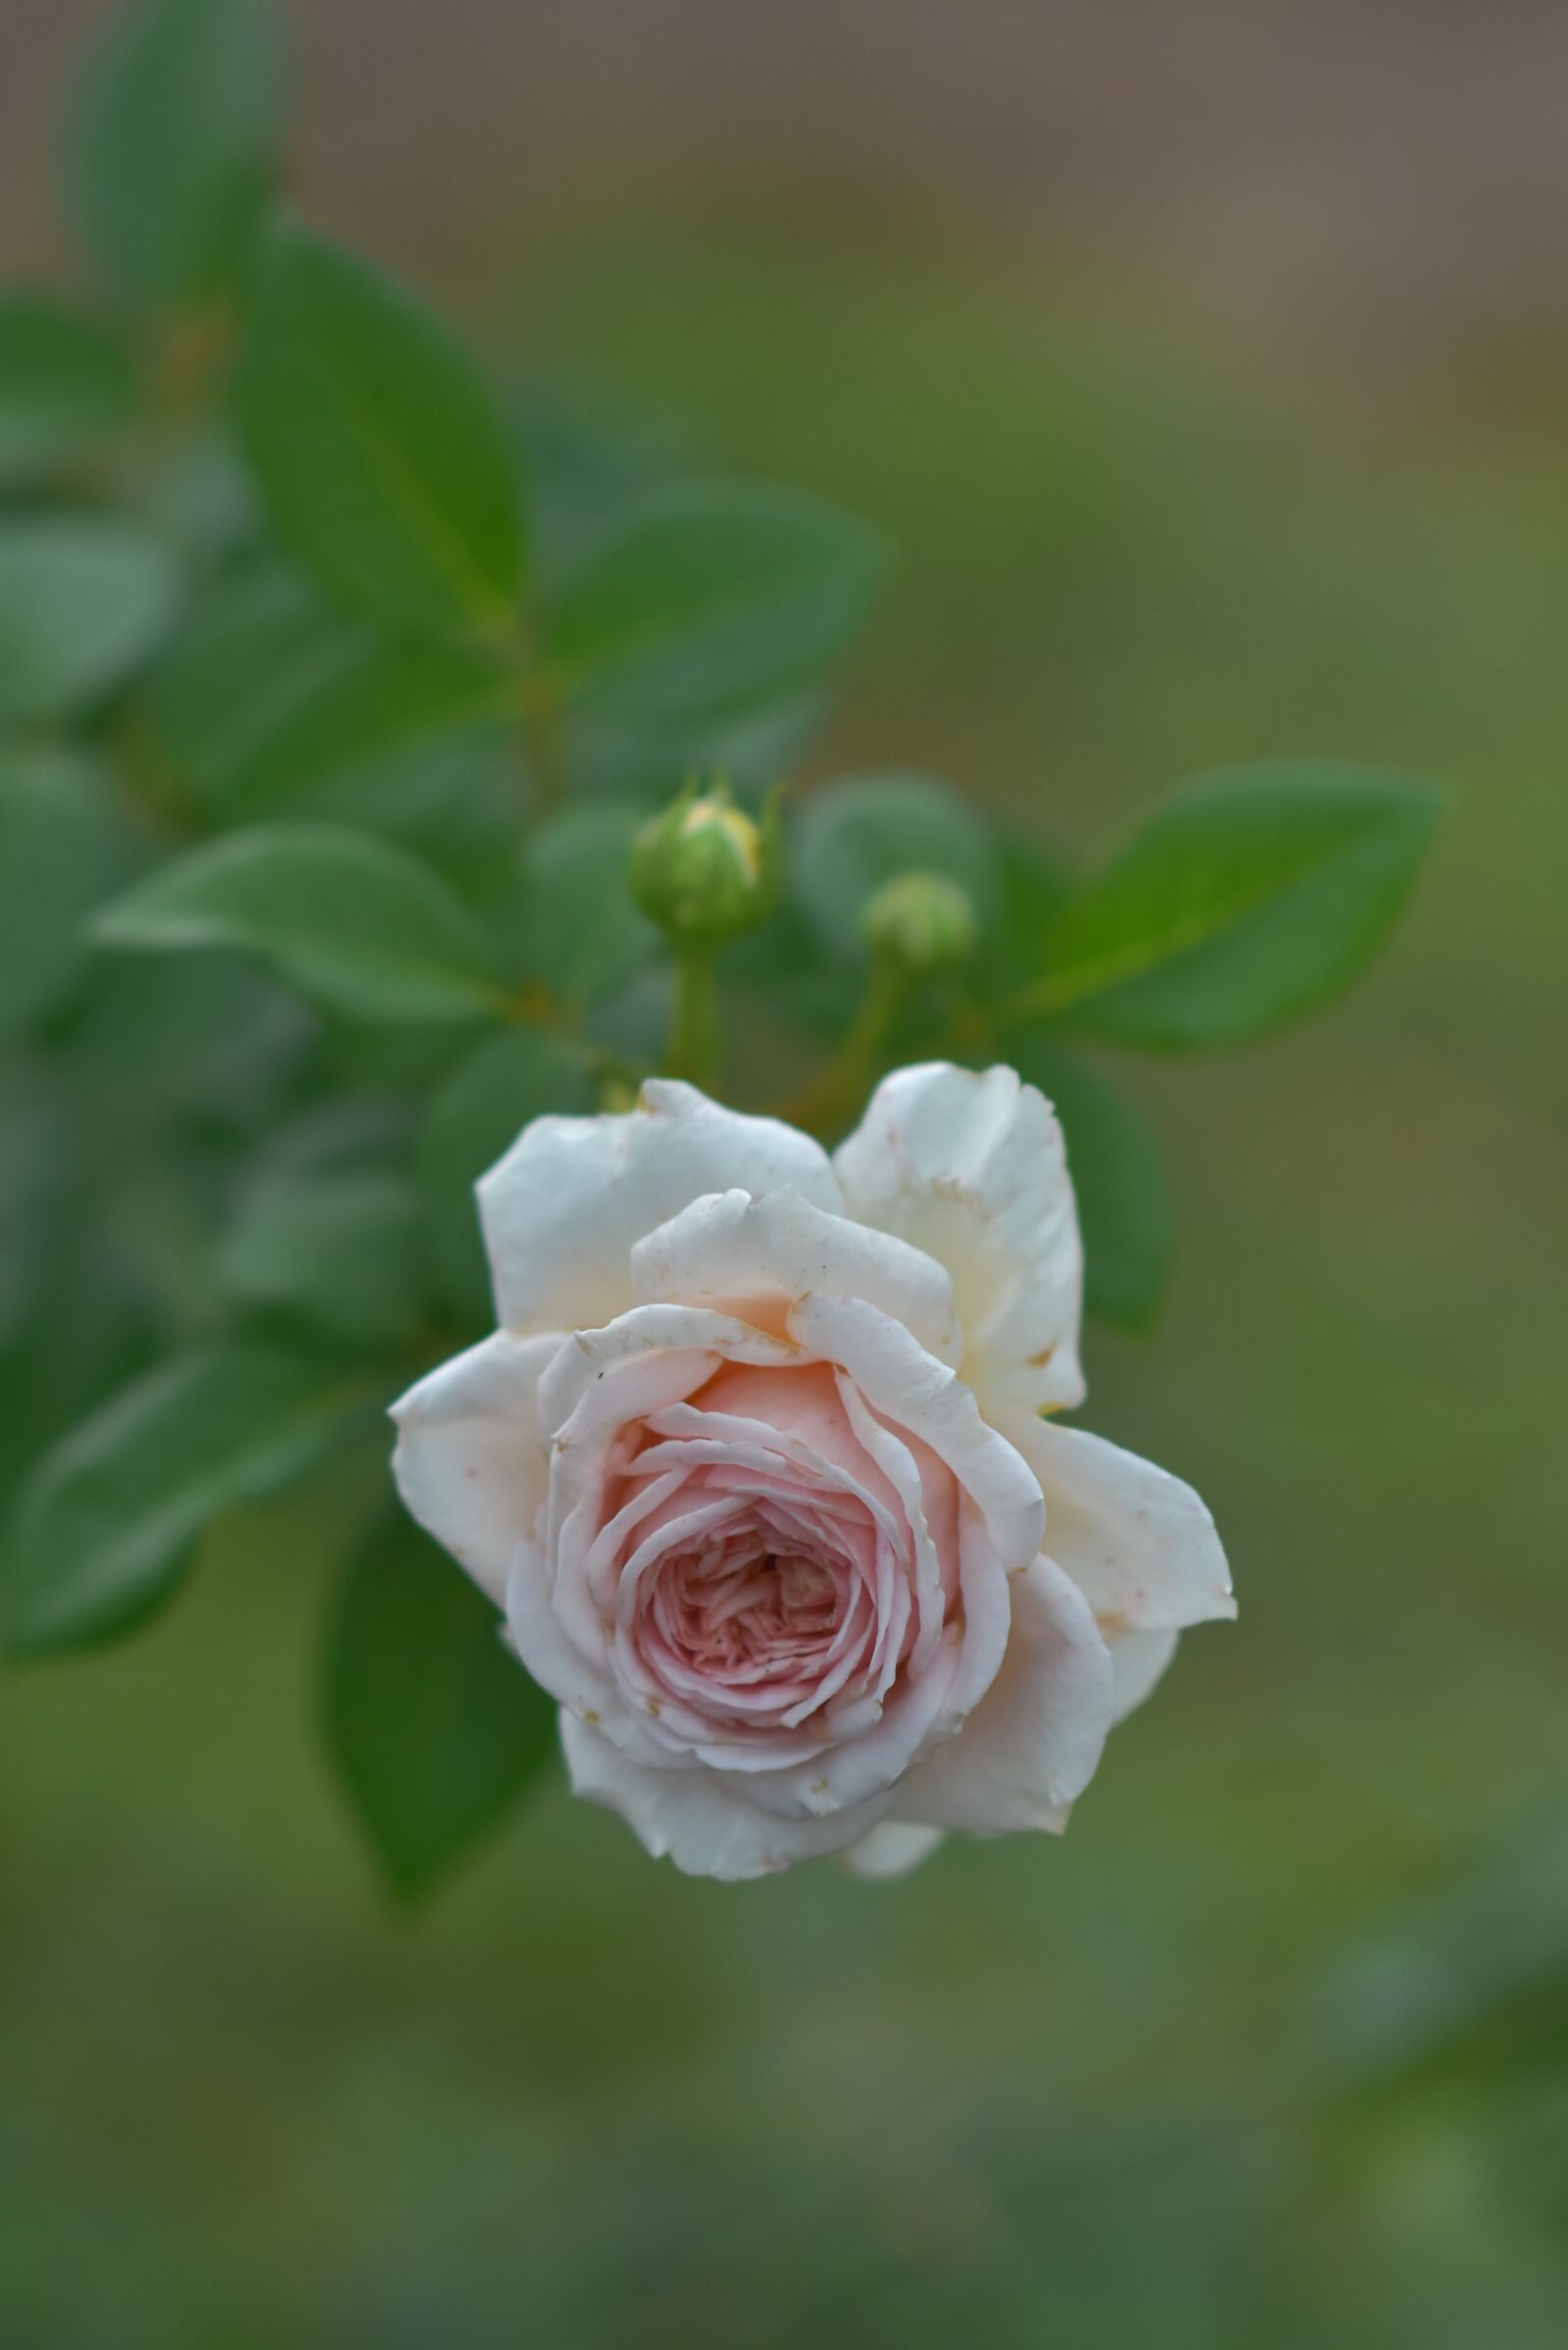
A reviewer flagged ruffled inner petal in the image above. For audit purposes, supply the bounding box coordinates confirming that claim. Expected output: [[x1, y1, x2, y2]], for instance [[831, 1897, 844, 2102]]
[[541, 1358, 965, 1799]]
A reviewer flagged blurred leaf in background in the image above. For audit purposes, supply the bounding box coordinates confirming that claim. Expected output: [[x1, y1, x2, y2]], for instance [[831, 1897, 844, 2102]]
[[324, 1513, 560, 1900], [66, 0, 285, 311], [0, 515, 177, 723], [238, 222, 526, 638], [0, 293, 136, 480]]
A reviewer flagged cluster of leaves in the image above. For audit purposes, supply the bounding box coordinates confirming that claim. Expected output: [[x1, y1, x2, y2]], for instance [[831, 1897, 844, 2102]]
[[0, 0, 1439, 1898]]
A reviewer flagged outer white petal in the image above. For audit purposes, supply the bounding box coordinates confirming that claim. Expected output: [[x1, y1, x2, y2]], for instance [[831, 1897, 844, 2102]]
[[1109, 1626, 1179, 1721], [887, 1555, 1113, 1833], [560, 1711, 892, 1880], [479, 1079, 841, 1336], [1006, 1414, 1234, 1634], [536, 1304, 801, 1444], [841, 1823, 946, 1880], [506, 1535, 626, 1734], [630, 1185, 960, 1363], [390, 1331, 562, 1604], [788, 1291, 1044, 1572], [834, 1062, 1084, 1416]]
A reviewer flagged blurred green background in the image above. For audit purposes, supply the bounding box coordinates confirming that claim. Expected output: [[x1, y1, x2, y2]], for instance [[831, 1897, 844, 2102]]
[[2, 5, 1565, 2343]]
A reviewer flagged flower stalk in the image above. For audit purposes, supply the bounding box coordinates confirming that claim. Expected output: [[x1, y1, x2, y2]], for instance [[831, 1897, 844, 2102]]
[[666, 942, 722, 1087]]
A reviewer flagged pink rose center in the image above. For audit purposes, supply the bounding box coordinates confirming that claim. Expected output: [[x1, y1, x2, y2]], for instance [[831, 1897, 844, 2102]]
[[588, 1362, 956, 1751], [644, 1533, 843, 1681]]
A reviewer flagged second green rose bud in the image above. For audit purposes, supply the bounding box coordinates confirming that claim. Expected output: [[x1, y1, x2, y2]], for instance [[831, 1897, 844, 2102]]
[[861, 869, 978, 977]]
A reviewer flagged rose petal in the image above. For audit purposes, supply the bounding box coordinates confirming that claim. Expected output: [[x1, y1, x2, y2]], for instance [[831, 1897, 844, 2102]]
[[630, 1185, 960, 1363], [833, 1372, 951, 1671], [506, 1533, 630, 1736], [728, 1627, 961, 1817], [889, 1555, 1113, 1831], [841, 1822, 946, 1879], [559, 1711, 892, 1879], [537, 1303, 802, 1444], [1109, 1626, 1179, 1721], [788, 1291, 1045, 1572], [1006, 1414, 1234, 1633], [390, 1330, 562, 1604], [479, 1080, 840, 1335], [834, 1062, 1084, 1416]]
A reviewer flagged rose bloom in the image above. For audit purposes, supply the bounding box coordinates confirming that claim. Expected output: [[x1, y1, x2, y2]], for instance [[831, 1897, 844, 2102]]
[[392, 1064, 1233, 1881]]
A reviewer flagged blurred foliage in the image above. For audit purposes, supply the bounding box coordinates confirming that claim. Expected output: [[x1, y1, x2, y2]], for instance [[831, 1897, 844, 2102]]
[[0, 1, 1550, 2344]]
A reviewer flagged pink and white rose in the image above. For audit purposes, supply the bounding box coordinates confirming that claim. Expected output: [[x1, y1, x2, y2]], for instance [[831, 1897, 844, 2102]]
[[391, 1064, 1233, 1881]]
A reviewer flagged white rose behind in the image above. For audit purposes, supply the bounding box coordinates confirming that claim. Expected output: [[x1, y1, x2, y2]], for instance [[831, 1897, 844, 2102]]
[[391, 1063, 1233, 1880]]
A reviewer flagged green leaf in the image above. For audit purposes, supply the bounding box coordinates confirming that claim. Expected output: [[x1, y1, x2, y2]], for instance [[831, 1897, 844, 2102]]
[[973, 832, 1074, 1002], [64, 954, 308, 1133], [0, 1061, 70, 1349], [207, 638, 510, 816], [65, 0, 285, 309], [238, 223, 524, 637], [0, 292, 136, 480], [1013, 1045, 1172, 1331], [149, 566, 512, 815], [219, 1166, 424, 1344], [4, 1342, 366, 1656], [147, 566, 362, 794], [504, 803, 661, 1009], [1002, 765, 1442, 1050], [0, 749, 140, 1040], [543, 480, 886, 726], [513, 374, 691, 584], [0, 515, 177, 723], [418, 1027, 594, 1327], [791, 771, 998, 964], [92, 823, 503, 1025], [324, 1513, 558, 1900], [136, 427, 261, 560]]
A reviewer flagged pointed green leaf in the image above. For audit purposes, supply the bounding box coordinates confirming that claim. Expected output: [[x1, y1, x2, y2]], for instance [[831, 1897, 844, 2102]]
[[147, 566, 363, 797], [973, 832, 1074, 1002], [238, 223, 524, 636], [0, 749, 140, 1040], [544, 480, 886, 726], [1003, 765, 1442, 1050], [4, 1342, 368, 1657], [0, 292, 136, 480], [0, 515, 178, 723], [92, 823, 503, 1024], [149, 565, 512, 814], [219, 1166, 424, 1344], [0, 1062, 70, 1349], [205, 637, 510, 816], [325, 1514, 557, 1900], [503, 802, 661, 1009], [65, 0, 285, 308]]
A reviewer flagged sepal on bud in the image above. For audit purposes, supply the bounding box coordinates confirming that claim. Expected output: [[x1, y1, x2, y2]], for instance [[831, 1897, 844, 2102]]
[[630, 777, 781, 947]]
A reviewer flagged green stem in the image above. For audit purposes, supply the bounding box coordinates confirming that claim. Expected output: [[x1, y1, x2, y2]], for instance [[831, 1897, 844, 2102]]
[[780, 955, 908, 1139], [518, 683, 567, 819], [666, 945, 721, 1087], [500, 606, 565, 824]]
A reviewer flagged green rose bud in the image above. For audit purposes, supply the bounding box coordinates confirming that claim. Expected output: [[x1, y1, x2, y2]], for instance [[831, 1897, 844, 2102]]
[[631, 777, 780, 947], [860, 869, 978, 976]]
